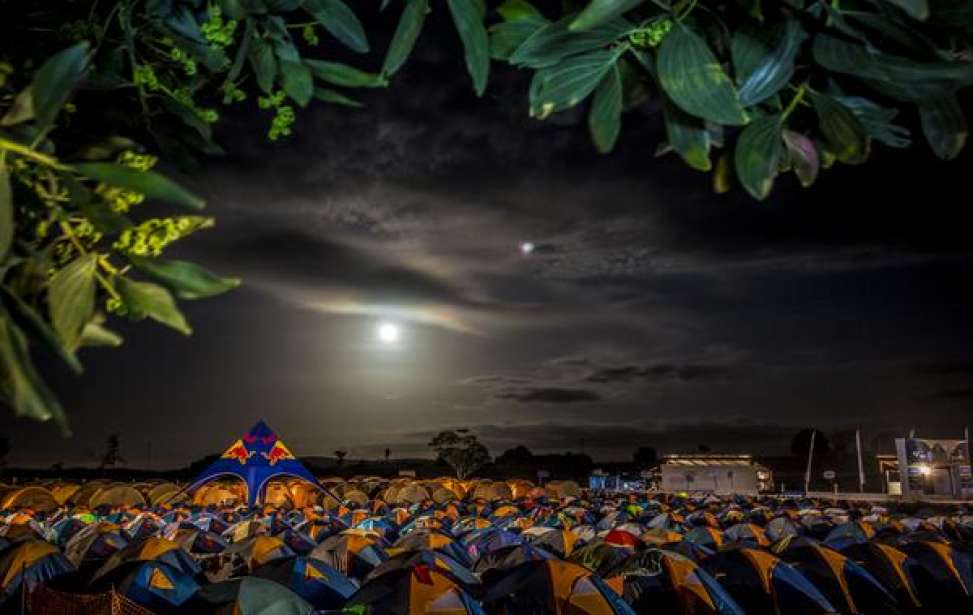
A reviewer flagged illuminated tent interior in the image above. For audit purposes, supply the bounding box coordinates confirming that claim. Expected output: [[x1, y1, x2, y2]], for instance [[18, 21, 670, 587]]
[[183, 420, 329, 506]]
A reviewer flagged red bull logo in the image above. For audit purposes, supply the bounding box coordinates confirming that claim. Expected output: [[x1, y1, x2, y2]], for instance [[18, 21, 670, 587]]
[[262, 440, 296, 466], [221, 439, 255, 465]]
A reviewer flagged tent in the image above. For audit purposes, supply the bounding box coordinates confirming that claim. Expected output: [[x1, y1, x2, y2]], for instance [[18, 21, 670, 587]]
[[184, 420, 328, 506]]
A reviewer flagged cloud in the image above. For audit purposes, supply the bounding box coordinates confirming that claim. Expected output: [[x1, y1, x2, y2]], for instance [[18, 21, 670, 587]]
[[229, 229, 467, 304], [495, 388, 603, 403], [460, 375, 536, 387], [462, 354, 735, 406], [586, 363, 730, 383]]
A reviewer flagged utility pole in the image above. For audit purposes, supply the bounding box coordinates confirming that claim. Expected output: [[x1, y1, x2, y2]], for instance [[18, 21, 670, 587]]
[[804, 429, 816, 494], [856, 429, 865, 493]]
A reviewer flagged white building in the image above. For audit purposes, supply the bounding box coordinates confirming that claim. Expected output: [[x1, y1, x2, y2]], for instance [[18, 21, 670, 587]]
[[658, 454, 772, 495]]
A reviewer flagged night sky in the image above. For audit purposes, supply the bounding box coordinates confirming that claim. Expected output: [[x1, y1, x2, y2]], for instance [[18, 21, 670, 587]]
[[6, 10, 973, 468]]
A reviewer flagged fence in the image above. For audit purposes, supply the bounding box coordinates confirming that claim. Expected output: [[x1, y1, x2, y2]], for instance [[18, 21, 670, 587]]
[[26, 585, 157, 615]]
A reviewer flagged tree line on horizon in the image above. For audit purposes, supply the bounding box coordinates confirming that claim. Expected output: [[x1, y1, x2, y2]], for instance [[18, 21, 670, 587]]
[[0, 425, 917, 478]]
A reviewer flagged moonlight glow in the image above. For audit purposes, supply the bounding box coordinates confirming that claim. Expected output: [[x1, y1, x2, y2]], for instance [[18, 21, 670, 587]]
[[377, 322, 400, 344]]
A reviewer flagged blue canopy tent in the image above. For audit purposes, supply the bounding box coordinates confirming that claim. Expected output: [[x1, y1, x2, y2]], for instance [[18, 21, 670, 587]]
[[185, 420, 330, 507]]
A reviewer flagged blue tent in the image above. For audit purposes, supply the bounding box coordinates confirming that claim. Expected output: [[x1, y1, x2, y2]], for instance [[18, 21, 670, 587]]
[[186, 420, 327, 506]]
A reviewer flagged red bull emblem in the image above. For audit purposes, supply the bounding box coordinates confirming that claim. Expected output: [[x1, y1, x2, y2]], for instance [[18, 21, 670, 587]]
[[221, 439, 255, 465], [262, 440, 296, 466]]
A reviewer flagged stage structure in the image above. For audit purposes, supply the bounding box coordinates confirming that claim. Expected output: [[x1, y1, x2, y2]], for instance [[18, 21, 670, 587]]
[[894, 436, 973, 499], [185, 420, 330, 506]]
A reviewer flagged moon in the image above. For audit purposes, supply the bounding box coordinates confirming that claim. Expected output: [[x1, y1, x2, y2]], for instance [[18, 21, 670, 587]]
[[377, 322, 400, 344], [520, 241, 535, 255]]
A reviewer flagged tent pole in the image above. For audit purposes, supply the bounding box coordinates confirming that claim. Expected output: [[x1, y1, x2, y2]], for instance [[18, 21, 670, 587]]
[[804, 429, 816, 495]]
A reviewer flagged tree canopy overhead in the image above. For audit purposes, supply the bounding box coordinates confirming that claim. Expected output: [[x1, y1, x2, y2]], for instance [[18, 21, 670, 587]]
[[1, 0, 971, 433]]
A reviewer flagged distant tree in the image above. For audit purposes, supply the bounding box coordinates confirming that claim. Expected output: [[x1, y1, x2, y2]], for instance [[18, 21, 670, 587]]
[[51, 461, 64, 472], [791, 429, 831, 458], [0, 437, 10, 467], [496, 445, 534, 465], [99, 433, 125, 469], [384, 448, 391, 461], [334, 450, 348, 466], [697, 444, 712, 453], [633, 446, 658, 467], [429, 429, 491, 480]]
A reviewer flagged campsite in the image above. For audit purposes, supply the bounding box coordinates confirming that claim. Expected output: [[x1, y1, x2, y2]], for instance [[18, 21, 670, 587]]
[[3, 2, 973, 613], [1, 422, 971, 614]]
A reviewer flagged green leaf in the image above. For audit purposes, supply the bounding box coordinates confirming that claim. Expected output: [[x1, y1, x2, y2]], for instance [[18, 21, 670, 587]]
[[844, 11, 936, 51], [731, 26, 776, 84], [304, 0, 370, 53], [0, 167, 11, 261], [510, 14, 632, 68], [447, 0, 491, 96], [248, 36, 278, 94], [657, 25, 749, 126], [809, 91, 869, 164], [220, 0, 247, 19], [224, 20, 255, 103], [498, 0, 543, 21], [162, 98, 212, 142], [530, 49, 621, 118], [305, 60, 388, 88], [589, 65, 623, 152], [165, 6, 207, 44], [489, 17, 548, 61], [81, 321, 123, 348], [570, 0, 644, 31], [830, 93, 911, 148], [781, 129, 819, 188], [663, 98, 712, 171], [0, 285, 83, 374], [734, 114, 783, 200], [78, 197, 133, 235], [1, 88, 34, 127], [712, 151, 732, 194], [919, 96, 967, 160], [280, 59, 314, 107], [271, 42, 301, 69], [48, 254, 97, 352], [116, 277, 192, 335], [382, 0, 429, 77], [313, 87, 363, 107], [31, 42, 90, 134], [0, 312, 70, 435], [73, 163, 205, 210], [738, 20, 806, 107], [129, 256, 241, 300], [884, 0, 929, 20], [812, 34, 973, 102]]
